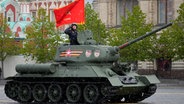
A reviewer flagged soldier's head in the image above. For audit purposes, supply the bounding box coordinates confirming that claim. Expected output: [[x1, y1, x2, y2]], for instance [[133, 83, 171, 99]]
[[71, 24, 77, 30]]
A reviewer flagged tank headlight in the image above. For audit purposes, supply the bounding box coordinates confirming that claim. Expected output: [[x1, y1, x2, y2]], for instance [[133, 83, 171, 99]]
[[119, 76, 137, 84], [129, 77, 133, 81], [123, 77, 127, 81]]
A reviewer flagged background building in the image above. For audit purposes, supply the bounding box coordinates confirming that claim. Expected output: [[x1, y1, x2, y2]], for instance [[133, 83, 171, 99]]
[[0, 0, 32, 40], [0, 0, 74, 40], [92, 0, 183, 27]]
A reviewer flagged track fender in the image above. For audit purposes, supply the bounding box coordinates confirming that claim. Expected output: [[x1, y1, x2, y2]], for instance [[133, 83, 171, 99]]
[[138, 75, 160, 85], [108, 77, 123, 86]]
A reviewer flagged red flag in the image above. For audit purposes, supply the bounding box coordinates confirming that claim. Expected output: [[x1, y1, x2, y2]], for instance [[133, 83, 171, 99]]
[[54, 0, 85, 27]]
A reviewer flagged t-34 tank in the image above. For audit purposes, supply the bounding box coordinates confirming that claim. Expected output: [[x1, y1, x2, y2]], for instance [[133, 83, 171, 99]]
[[4, 23, 172, 104]]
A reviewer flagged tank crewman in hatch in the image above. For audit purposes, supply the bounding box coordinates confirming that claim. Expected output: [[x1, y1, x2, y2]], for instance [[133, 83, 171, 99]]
[[64, 24, 80, 45]]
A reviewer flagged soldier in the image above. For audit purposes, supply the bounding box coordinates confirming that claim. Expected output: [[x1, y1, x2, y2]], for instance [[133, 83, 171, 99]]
[[64, 24, 80, 45]]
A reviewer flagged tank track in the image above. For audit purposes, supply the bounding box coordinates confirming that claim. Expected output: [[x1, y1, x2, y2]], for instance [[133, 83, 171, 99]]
[[4, 77, 157, 104], [4, 77, 118, 104]]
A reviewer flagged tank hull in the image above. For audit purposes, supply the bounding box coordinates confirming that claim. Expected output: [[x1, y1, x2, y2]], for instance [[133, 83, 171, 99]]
[[4, 64, 159, 104]]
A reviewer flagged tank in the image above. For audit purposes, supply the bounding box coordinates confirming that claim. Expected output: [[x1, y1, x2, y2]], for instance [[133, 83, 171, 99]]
[[4, 23, 172, 104]]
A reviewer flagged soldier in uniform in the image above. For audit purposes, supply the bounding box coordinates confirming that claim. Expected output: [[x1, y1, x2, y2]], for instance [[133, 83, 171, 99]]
[[64, 24, 80, 45]]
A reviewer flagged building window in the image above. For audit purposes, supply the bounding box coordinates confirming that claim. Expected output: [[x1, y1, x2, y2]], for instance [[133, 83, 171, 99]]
[[7, 9, 14, 22], [32, 11, 36, 18], [27, 18, 31, 21], [20, 17, 23, 21], [157, 0, 173, 24], [8, 17, 11, 22], [117, 0, 138, 25]]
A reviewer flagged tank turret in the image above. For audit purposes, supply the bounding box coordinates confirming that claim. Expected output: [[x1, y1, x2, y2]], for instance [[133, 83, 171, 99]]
[[54, 23, 172, 63], [4, 23, 172, 104]]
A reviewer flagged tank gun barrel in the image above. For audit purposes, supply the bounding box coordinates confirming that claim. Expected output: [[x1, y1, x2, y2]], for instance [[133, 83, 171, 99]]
[[118, 23, 172, 49]]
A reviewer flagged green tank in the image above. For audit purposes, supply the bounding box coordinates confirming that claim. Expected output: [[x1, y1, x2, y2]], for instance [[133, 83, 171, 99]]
[[4, 23, 172, 104]]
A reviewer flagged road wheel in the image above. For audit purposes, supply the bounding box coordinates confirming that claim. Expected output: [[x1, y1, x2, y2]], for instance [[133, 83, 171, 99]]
[[83, 85, 99, 103], [5, 82, 19, 99], [66, 84, 81, 103], [33, 84, 47, 102], [48, 84, 62, 102], [18, 84, 32, 102]]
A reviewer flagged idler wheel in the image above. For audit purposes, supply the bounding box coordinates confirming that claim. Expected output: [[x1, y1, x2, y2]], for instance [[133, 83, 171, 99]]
[[66, 84, 81, 103], [83, 85, 99, 103], [33, 84, 47, 102], [147, 84, 157, 94], [18, 84, 32, 102], [48, 84, 62, 102], [5, 82, 19, 99]]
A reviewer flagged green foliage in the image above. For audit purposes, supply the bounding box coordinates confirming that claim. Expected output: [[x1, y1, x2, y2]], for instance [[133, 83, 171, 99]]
[[23, 8, 61, 63], [150, 3, 184, 61], [0, 17, 19, 74], [173, 3, 184, 60], [107, 6, 153, 62], [0, 18, 19, 60], [150, 26, 176, 60], [78, 3, 108, 44]]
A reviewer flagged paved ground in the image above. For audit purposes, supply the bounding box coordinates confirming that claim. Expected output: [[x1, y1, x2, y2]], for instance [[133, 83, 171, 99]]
[[142, 86, 184, 104], [157, 79, 184, 87]]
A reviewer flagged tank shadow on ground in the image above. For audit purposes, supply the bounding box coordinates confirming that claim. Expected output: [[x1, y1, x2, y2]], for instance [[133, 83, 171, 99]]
[[111, 102, 153, 104]]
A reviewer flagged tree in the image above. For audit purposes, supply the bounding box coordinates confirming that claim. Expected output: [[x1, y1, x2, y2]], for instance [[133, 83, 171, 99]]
[[78, 3, 108, 44], [0, 15, 19, 78], [171, 3, 184, 60], [151, 2, 184, 66], [150, 27, 176, 60], [23, 8, 61, 63], [107, 6, 153, 62]]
